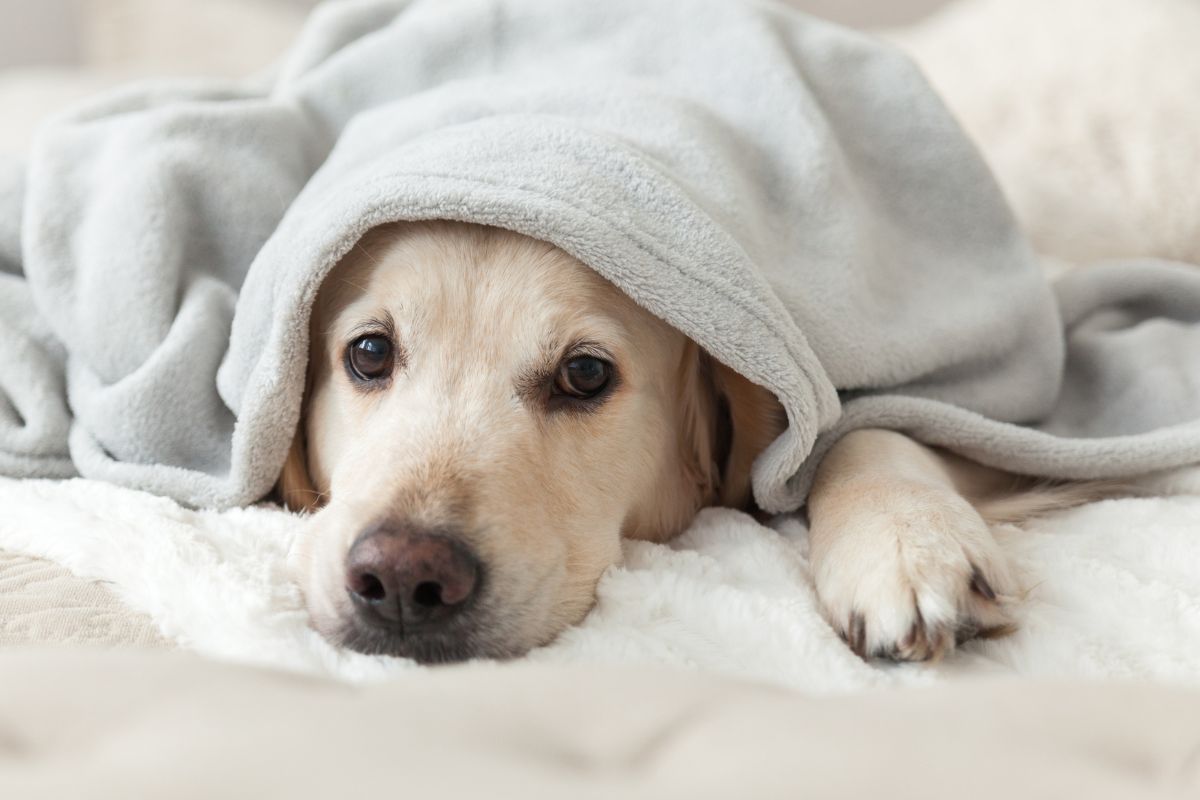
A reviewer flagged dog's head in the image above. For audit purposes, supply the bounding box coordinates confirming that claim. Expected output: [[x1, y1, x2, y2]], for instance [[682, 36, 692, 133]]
[[281, 221, 781, 662]]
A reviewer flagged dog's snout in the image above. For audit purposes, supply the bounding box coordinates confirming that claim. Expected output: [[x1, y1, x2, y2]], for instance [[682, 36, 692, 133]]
[[345, 528, 480, 629]]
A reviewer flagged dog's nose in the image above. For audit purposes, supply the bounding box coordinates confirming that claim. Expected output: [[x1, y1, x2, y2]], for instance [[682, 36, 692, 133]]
[[345, 529, 480, 628]]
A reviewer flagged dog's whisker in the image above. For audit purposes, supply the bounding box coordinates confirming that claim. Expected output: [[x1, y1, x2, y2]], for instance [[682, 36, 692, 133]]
[[336, 276, 371, 293], [353, 242, 381, 267]]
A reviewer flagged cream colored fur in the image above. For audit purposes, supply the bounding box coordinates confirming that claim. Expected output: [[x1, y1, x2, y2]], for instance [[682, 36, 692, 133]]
[[808, 430, 1017, 660], [893, 0, 1200, 268], [283, 221, 773, 660], [283, 221, 1132, 664]]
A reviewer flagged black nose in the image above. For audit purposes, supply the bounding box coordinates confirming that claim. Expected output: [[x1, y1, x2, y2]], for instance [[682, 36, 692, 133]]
[[345, 528, 480, 629]]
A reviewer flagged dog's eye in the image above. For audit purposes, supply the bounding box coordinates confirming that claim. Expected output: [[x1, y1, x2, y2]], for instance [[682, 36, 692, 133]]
[[346, 335, 394, 382], [556, 356, 610, 399]]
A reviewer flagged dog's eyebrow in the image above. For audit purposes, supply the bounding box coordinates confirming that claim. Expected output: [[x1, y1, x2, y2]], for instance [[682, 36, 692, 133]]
[[514, 336, 563, 400], [565, 339, 615, 361], [344, 312, 396, 340]]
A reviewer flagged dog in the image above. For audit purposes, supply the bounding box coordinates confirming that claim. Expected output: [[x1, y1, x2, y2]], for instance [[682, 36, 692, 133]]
[[280, 220, 1099, 664]]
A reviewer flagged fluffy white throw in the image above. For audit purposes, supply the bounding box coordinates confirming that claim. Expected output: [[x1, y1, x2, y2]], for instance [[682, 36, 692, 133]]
[[3, 475, 1199, 689]]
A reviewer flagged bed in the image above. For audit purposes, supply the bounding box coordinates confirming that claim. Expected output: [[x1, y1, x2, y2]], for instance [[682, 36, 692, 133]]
[[1, 0, 1199, 793]]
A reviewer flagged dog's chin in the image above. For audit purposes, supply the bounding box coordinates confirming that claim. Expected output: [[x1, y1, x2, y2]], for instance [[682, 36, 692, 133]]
[[333, 623, 506, 662], [342, 630, 496, 664], [331, 619, 532, 664]]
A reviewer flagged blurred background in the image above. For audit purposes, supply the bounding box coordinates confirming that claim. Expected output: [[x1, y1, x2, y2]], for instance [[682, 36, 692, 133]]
[[0, 0, 952, 152]]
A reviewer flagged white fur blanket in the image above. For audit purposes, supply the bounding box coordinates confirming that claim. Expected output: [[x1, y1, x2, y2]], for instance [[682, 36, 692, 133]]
[[3, 474, 1199, 688]]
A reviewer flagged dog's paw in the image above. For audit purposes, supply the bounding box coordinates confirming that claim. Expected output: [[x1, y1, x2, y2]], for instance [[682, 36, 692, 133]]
[[811, 483, 1016, 662]]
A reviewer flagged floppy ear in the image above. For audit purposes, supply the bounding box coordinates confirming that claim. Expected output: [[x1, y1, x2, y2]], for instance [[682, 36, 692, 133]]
[[678, 345, 786, 512], [277, 346, 323, 513], [277, 422, 322, 512], [675, 341, 724, 506], [704, 354, 787, 510], [277, 274, 332, 513]]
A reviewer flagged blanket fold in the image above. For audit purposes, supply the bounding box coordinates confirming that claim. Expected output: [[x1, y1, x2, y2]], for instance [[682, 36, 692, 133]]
[[1, 0, 1198, 510]]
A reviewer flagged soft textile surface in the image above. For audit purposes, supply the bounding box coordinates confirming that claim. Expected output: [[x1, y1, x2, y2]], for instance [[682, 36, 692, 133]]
[[2, 0, 1199, 512], [0, 0, 1198, 705], [3, 474, 1199, 688], [3, 650, 1200, 800], [0, 549, 164, 648]]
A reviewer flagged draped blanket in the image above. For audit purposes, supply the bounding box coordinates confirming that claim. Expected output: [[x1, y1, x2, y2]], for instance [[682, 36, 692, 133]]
[[2, 0, 1198, 510]]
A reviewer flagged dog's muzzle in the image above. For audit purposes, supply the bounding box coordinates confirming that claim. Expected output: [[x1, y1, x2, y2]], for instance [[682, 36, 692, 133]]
[[342, 525, 482, 661]]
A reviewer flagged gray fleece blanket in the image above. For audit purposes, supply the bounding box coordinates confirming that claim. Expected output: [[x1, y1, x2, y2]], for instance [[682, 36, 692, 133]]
[[2, 0, 1198, 511]]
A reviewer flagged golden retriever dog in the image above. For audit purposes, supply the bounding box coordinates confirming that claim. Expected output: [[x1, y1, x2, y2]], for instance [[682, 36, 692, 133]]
[[280, 220, 1078, 664]]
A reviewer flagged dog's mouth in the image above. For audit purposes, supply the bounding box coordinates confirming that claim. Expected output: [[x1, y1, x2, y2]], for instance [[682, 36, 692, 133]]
[[324, 570, 572, 664], [294, 511, 597, 663], [334, 611, 518, 664]]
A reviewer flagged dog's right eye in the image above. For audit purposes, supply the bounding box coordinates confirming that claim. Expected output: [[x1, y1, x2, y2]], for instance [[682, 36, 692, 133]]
[[555, 356, 611, 399], [346, 335, 394, 382]]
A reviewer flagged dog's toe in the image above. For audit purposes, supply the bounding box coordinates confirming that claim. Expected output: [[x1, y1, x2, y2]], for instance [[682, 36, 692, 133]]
[[816, 495, 1018, 663]]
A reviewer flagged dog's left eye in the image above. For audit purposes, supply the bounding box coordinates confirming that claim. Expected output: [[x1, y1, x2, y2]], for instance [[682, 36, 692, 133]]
[[555, 356, 611, 399], [346, 335, 394, 382]]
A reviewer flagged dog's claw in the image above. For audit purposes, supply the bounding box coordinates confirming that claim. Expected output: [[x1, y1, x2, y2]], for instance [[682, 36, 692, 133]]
[[899, 618, 948, 662], [976, 622, 1017, 640], [813, 487, 1019, 665], [954, 620, 980, 646], [839, 584, 1014, 663], [969, 564, 997, 601], [845, 611, 868, 658]]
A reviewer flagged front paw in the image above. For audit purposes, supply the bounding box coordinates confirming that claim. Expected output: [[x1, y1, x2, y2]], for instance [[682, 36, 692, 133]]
[[811, 485, 1016, 662]]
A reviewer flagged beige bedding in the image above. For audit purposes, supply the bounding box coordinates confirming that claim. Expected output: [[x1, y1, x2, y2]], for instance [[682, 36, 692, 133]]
[[0, 550, 163, 648], [1, 648, 1198, 799], [0, 2, 1198, 795]]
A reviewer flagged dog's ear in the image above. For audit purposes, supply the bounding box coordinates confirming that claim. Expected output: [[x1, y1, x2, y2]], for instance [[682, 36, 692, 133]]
[[705, 354, 786, 510], [278, 299, 327, 512], [675, 341, 724, 506], [678, 345, 785, 511], [277, 420, 323, 512]]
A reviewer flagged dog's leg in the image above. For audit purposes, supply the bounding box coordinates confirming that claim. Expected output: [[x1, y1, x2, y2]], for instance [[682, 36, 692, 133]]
[[807, 429, 1016, 661]]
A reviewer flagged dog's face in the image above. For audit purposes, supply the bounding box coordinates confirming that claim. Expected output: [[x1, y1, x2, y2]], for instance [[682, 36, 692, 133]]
[[282, 222, 780, 663]]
